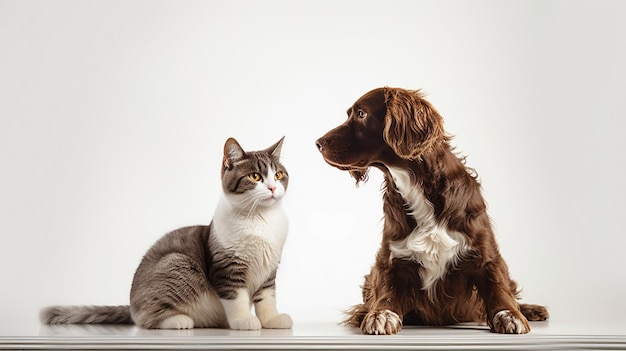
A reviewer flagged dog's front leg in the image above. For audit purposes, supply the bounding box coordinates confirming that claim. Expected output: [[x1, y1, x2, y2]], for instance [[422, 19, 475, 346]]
[[473, 257, 530, 334], [357, 267, 405, 335]]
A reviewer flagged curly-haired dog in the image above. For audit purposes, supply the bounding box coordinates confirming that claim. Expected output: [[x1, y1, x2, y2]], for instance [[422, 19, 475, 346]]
[[316, 87, 548, 335]]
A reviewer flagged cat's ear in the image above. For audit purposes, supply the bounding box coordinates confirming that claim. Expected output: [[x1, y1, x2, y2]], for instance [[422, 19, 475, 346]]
[[223, 137, 245, 169], [265, 136, 285, 159]]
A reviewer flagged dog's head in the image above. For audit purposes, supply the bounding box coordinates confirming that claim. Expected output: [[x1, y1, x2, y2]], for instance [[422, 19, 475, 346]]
[[316, 87, 445, 183]]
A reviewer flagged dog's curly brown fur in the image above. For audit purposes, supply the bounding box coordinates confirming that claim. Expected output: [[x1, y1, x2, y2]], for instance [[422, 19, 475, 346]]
[[316, 87, 548, 335]]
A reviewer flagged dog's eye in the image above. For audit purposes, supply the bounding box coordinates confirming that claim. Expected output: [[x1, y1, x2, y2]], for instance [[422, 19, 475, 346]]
[[357, 110, 367, 119]]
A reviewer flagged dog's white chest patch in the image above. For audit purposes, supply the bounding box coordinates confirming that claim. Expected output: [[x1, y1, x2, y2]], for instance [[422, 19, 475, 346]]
[[387, 167, 468, 294]]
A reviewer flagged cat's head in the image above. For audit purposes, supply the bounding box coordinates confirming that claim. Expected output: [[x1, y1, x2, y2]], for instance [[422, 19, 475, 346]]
[[221, 137, 288, 209]]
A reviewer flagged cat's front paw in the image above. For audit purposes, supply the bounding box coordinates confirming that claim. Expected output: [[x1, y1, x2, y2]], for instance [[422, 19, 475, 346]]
[[229, 316, 262, 330], [261, 313, 293, 329], [159, 314, 194, 329]]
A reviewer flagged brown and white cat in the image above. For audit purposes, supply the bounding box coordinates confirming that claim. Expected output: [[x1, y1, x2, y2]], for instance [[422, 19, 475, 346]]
[[41, 137, 292, 330]]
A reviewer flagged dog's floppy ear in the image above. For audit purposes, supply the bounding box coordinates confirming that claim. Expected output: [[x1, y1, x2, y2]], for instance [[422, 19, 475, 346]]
[[383, 88, 445, 160]]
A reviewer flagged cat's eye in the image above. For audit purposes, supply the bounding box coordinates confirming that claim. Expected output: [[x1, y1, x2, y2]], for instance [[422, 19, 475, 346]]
[[357, 110, 367, 118], [274, 171, 284, 180], [248, 173, 262, 182]]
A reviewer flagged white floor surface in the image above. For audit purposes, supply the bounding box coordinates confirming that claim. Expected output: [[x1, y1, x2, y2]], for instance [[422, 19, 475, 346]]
[[2, 318, 625, 350]]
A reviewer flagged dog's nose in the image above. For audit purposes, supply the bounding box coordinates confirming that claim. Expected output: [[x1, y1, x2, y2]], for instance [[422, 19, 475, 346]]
[[315, 138, 326, 151]]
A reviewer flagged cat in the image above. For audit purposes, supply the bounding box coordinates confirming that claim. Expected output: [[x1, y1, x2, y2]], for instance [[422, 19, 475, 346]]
[[41, 137, 292, 330]]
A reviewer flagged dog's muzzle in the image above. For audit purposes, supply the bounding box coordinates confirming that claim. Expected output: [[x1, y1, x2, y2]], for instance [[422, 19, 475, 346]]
[[315, 138, 326, 152]]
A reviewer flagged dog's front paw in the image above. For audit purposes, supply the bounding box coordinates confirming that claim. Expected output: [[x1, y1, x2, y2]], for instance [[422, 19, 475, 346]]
[[229, 316, 262, 330], [361, 310, 402, 335], [492, 310, 530, 334]]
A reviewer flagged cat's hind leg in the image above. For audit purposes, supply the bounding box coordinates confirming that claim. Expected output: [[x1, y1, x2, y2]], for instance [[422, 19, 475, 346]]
[[130, 253, 215, 329]]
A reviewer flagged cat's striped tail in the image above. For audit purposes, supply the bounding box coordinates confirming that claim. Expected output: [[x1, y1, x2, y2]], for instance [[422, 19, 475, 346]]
[[41, 305, 133, 325]]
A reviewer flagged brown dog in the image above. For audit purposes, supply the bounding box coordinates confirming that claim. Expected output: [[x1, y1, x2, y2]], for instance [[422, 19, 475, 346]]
[[316, 87, 548, 334]]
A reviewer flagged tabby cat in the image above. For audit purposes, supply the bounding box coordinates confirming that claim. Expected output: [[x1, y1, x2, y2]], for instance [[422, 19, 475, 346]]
[[41, 137, 292, 330]]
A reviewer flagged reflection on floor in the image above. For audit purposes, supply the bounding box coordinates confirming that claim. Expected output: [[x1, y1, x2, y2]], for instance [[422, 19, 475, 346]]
[[2, 319, 626, 350]]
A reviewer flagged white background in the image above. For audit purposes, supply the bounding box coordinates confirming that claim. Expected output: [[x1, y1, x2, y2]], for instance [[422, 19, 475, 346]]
[[1, 0, 625, 334]]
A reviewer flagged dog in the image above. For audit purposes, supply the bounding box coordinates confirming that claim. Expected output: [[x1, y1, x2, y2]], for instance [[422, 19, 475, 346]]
[[315, 87, 548, 335]]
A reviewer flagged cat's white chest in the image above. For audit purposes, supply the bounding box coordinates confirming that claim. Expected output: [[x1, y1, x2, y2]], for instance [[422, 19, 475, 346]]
[[213, 198, 288, 246], [212, 197, 288, 290]]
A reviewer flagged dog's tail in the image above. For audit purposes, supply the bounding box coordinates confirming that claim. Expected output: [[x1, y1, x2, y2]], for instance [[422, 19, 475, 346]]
[[41, 305, 133, 325], [519, 303, 549, 321]]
